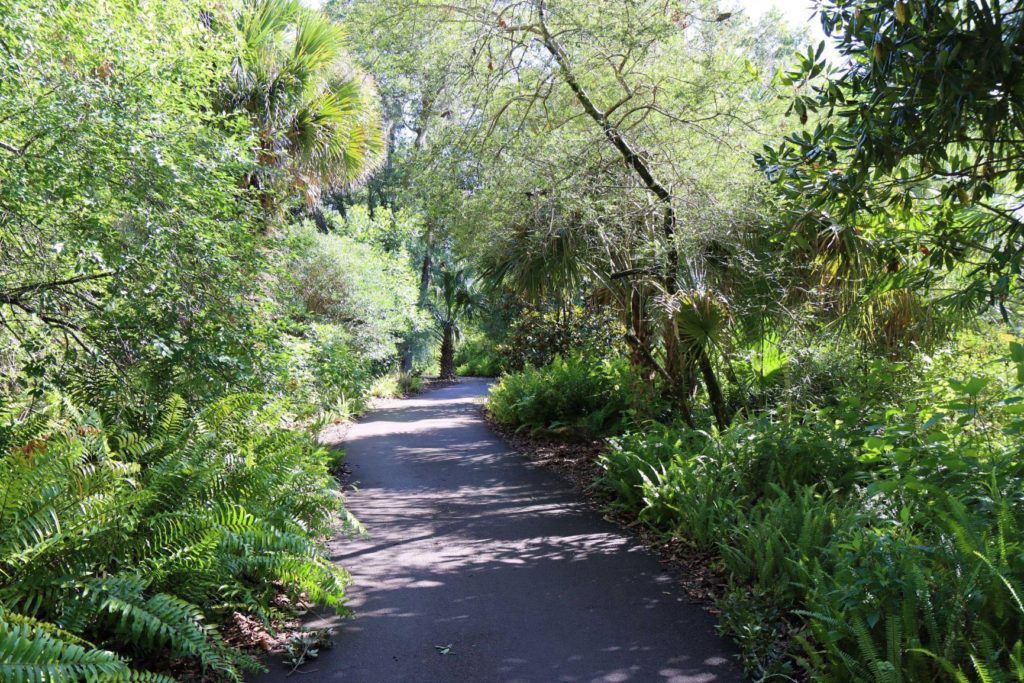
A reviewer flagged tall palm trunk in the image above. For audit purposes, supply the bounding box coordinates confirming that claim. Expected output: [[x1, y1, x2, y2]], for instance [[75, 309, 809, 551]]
[[439, 323, 456, 380], [696, 347, 729, 431]]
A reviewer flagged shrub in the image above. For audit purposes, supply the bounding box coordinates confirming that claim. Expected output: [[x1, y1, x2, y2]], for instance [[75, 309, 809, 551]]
[[0, 393, 353, 681], [277, 324, 374, 419], [596, 341, 1024, 679], [455, 328, 505, 377], [726, 413, 863, 500], [719, 486, 853, 607], [496, 306, 625, 371], [369, 371, 424, 399], [600, 425, 709, 514], [284, 223, 420, 363], [487, 352, 660, 437]]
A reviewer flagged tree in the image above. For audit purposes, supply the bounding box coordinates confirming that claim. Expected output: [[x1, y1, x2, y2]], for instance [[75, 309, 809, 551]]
[[0, 0, 266, 407], [758, 0, 1024, 319], [420, 0, 793, 426], [430, 268, 481, 380], [221, 0, 385, 223], [286, 221, 420, 363], [326, 0, 482, 372]]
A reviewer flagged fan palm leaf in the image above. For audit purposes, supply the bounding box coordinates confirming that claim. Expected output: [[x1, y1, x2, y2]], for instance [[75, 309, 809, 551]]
[[222, 0, 384, 215]]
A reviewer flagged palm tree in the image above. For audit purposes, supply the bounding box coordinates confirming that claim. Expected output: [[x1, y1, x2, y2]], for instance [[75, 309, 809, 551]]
[[664, 286, 733, 431], [430, 268, 481, 380], [221, 0, 385, 222]]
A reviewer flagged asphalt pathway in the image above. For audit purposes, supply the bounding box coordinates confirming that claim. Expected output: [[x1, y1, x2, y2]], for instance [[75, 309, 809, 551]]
[[251, 378, 744, 683]]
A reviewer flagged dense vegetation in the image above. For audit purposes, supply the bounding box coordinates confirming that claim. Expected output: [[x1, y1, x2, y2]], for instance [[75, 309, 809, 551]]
[[3, 0, 1023, 680], [0, 0, 421, 679]]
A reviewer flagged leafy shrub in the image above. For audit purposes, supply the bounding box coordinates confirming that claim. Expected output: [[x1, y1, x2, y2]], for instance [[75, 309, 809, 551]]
[[370, 371, 424, 399], [327, 205, 422, 254], [597, 341, 1024, 680], [600, 425, 709, 513], [455, 328, 505, 377], [0, 393, 353, 681], [719, 486, 853, 607], [275, 324, 374, 419], [0, 1, 397, 679], [284, 223, 420, 363], [636, 447, 742, 548], [497, 306, 625, 371], [729, 334, 919, 417], [727, 414, 863, 499], [487, 352, 660, 437]]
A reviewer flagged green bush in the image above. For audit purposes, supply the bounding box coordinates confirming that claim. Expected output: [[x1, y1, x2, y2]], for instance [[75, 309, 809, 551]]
[[597, 341, 1024, 680], [487, 352, 660, 437], [455, 328, 505, 377], [0, 1, 398, 679], [284, 222, 420, 364], [600, 425, 709, 514], [277, 324, 375, 419], [0, 393, 354, 681], [496, 306, 625, 371], [370, 371, 425, 399]]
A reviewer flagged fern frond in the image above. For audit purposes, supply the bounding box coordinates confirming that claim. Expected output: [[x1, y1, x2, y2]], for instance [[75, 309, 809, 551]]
[[0, 618, 131, 683]]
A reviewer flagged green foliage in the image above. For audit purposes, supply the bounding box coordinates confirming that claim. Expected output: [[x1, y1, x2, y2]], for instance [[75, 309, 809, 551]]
[[597, 339, 1024, 679], [0, 0, 402, 678], [0, 611, 138, 683], [488, 353, 662, 438], [275, 324, 371, 419], [369, 372, 424, 399], [759, 0, 1024, 312], [221, 0, 384, 215], [431, 267, 483, 380], [454, 326, 505, 377], [497, 305, 624, 372], [329, 205, 423, 254], [0, 0, 267, 408], [0, 393, 350, 680], [284, 222, 420, 363]]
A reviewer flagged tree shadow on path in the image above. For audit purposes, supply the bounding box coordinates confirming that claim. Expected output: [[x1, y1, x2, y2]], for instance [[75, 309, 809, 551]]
[[251, 379, 744, 683]]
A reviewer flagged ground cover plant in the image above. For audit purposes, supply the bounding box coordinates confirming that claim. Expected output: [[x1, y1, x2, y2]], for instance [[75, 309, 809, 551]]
[[490, 333, 1024, 679], [487, 351, 665, 439]]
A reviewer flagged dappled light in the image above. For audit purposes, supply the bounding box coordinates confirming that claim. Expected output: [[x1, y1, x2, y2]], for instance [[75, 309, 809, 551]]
[[251, 380, 740, 683]]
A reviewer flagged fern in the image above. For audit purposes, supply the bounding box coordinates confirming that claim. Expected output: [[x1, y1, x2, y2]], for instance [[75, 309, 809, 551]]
[[0, 391, 355, 679], [0, 614, 133, 683]]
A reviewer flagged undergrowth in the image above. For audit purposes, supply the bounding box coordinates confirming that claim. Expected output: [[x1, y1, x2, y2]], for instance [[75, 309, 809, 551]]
[[0, 392, 356, 681], [493, 338, 1024, 681], [598, 340, 1024, 680], [486, 352, 664, 438]]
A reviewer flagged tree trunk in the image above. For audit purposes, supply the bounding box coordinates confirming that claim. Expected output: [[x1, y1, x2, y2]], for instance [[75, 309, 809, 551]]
[[310, 204, 328, 233], [536, 8, 678, 277], [696, 346, 729, 431], [624, 331, 694, 428], [439, 324, 456, 380]]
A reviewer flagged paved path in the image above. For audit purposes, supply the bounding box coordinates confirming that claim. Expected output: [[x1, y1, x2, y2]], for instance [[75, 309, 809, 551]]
[[252, 378, 743, 683]]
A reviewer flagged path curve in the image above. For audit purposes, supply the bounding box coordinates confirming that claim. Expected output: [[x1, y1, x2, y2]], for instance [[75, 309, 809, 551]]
[[252, 378, 744, 683]]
